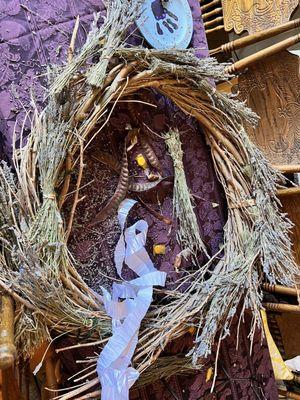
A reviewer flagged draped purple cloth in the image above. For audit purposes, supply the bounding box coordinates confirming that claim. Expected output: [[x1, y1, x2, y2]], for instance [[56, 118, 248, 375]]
[[0, 1, 277, 399], [0, 0, 208, 156]]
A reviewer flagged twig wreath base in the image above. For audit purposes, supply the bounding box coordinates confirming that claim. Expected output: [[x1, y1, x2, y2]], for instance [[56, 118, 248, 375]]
[[0, 3, 298, 397]]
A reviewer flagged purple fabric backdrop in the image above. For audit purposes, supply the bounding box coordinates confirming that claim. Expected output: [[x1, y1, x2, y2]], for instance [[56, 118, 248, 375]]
[[0, 1, 277, 399], [0, 0, 208, 156]]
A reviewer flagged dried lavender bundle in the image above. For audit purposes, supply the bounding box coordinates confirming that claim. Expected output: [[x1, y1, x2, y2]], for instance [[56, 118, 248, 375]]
[[0, 161, 50, 354], [136, 355, 199, 387], [86, 0, 144, 87], [164, 128, 208, 265], [0, 101, 109, 355], [27, 103, 69, 276], [51, 0, 143, 93]]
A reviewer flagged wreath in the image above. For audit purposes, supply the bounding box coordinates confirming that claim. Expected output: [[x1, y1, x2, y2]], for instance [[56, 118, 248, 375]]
[[0, 1, 297, 398]]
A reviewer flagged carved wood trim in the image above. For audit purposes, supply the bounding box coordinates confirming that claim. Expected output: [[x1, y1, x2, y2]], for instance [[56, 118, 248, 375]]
[[235, 50, 300, 166], [221, 0, 299, 34]]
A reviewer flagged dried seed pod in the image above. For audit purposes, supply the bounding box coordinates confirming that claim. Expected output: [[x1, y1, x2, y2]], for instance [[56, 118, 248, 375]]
[[127, 101, 140, 127], [129, 179, 161, 192], [92, 153, 169, 194], [91, 142, 129, 224], [128, 176, 172, 192], [127, 96, 162, 173], [146, 171, 160, 181], [174, 253, 182, 272], [126, 129, 139, 151], [139, 133, 162, 173]]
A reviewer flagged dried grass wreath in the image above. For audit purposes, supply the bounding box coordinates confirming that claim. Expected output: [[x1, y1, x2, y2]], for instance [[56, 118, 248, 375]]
[[0, 1, 298, 398]]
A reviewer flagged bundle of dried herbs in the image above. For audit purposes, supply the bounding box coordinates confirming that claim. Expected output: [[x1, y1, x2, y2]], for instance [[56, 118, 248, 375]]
[[164, 128, 208, 265]]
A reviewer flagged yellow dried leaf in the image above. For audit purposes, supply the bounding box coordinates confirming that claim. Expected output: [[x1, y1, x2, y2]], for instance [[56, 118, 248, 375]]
[[136, 154, 148, 169], [206, 367, 213, 382], [153, 244, 166, 255]]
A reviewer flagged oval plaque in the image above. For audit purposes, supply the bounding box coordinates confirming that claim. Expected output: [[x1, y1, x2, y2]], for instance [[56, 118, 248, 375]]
[[136, 0, 193, 50]]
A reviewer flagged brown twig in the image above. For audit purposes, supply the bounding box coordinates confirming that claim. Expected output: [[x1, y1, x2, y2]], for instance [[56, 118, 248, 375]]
[[0, 281, 35, 311], [74, 390, 101, 400], [66, 138, 85, 241], [60, 275, 99, 310], [59, 152, 73, 209], [68, 16, 80, 64], [91, 153, 120, 173], [56, 338, 108, 354], [53, 378, 99, 400], [137, 196, 172, 225]]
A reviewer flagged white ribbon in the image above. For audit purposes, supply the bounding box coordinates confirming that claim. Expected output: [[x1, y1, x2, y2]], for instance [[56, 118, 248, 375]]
[[97, 199, 166, 400]]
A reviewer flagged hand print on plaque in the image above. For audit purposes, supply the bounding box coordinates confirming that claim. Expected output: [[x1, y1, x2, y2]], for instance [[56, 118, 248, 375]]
[[136, 0, 193, 49], [151, 0, 179, 35]]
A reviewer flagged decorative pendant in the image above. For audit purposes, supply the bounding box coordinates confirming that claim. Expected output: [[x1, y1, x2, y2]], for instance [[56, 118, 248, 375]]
[[136, 0, 193, 49]]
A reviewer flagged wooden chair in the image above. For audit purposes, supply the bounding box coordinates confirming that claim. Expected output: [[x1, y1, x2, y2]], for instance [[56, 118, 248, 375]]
[[226, 32, 300, 73], [220, 0, 299, 34], [200, 0, 225, 35], [227, 33, 300, 171], [1, 367, 22, 400], [30, 342, 59, 400], [0, 295, 16, 371], [278, 389, 300, 399], [210, 18, 300, 55], [233, 48, 300, 278]]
